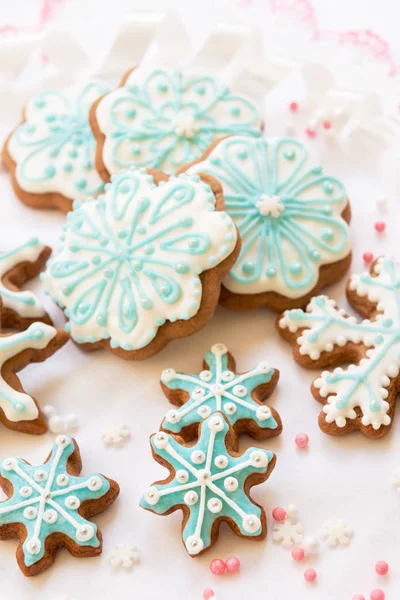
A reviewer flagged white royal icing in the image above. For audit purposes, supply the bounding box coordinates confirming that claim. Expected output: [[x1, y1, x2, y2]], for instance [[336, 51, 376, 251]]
[[42, 170, 237, 351], [0, 238, 46, 319], [7, 82, 108, 202]]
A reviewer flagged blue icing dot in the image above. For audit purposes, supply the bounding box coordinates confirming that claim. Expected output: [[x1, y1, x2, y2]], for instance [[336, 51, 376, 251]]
[[92, 255, 101, 265], [266, 265, 277, 278], [64, 163, 73, 173], [72, 137, 83, 146], [323, 205, 332, 215], [84, 161, 92, 170], [284, 148, 295, 160], [75, 179, 87, 190], [130, 144, 141, 156], [242, 261, 254, 274], [309, 249, 320, 261], [45, 114, 56, 122], [44, 165, 56, 178], [175, 262, 190, 274], [374, 335, 384, 345], [208, 256, 217, 265], [196, 86, 206, 95], [210, 157, 221, 166], [118, 228, 128, 238], [104, 269, 114, 279], [119, 183, 131, 193], [289, 261, 302, 275], [69, 150, 78, 158], [236, 148, 248, 160], [125, 109, 136, 119], [231, 106, 241, 117], [322, 227, 334, 241], [382, 318, 393, 327], [323, 180, 334, 194], [34, 98, 45, 108], [157, 83, 169, 93]]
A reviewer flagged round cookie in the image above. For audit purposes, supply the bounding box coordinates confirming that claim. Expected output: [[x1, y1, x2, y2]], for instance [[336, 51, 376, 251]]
[[140, 413, 276, 556], [90, 66, 262, 179], [184, 136, 352, 312], [0, 435, 119, 576], [42, 169, 240, 359], [3, 81, 109, 213]]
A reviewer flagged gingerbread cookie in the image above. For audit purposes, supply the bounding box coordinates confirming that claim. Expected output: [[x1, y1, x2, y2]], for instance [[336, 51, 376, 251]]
[[0, 238, 51, 329], [141, 413, 275, 556], [0, 434, 119, 576], [160, 342, 281, 441], [0, 318, 68, 434], [42, 169, 239, 360], [90, 66, 262, 179], [185, 136, 352, 312], [3, 81, 109, 213], [278, 257, 400, 438]]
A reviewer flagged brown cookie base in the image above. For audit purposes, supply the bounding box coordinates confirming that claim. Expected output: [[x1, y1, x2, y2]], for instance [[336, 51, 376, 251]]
[[1, 244, 52, 329], [0, 439, 120, 576], [160, 348, 282, 442], [276, 259, 393, 438]]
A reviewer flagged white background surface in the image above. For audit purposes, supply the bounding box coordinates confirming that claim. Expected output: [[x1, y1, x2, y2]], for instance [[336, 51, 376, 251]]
[[1, 1, 400, 599]]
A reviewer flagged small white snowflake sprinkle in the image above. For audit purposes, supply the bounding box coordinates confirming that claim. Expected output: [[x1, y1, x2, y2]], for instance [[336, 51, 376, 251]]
[[272, 518, 303, 547], [109, 544, 140, 568], [392, 470, 400, 492], [101, 424, 131, 447], [320, 520, 353, 547]]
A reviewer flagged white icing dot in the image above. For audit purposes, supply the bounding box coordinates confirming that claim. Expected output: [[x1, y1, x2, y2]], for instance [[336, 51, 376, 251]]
[[192, 387, 205, 400], [186, 534, 204, 555], [145, 486, 160, 505], [224, 476, 239, 492], [165, 410, 181, 424], [76, 524, 95, 542], [199, 370, 212, 382], [214, 455, 228, 469], [55, 435, 71, 448], [184, 491, 199, 506], [242, 514, 261, 533], [249, 451, 268, 468], [34, 470, 48, 482], [176, 469, 189, 483], [23, 507, 38, 520], [191, 450, 206, 464], [26, 537, 41, 555], [197, 405, 211, 418], [208, 416, 224, 432], [56, 474, 69, 487], [161, 368, 176, 383], [257, 361, 270, 373], [87, 476, 102, 491], [233, 385, 247, 397], [43, 509, 58, 524], [65, 495, 80, 509], [224, 402, 237, 415], [2, 458, 17, 471], [20, 486, 32, 498], [256, 405, 272, 421], [211, 343, 227, 355], [153, 432, 169, 449], [207, 498, 223, 513], [222, 370, 234, 382]]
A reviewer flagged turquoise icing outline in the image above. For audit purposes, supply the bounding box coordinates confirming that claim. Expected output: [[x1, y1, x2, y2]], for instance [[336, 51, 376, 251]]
[[161, 343, 278, 436], [140, 413, 273, 555], [0, 435, 110, 567], [0, 238, 44, 312]]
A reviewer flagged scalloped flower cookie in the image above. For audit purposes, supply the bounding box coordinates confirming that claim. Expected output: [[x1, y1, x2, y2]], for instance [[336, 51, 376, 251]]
[[42, 169, 239, 359], [91, 66, 262, 178], [187, 136, 352, 311], [278, 257, 400, 438], [3, 81, 109, 213]]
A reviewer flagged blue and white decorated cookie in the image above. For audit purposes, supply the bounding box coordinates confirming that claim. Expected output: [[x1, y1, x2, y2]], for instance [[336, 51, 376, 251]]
[[140, 413, 275, 556], [92, 66, 262, 176], [0, 435, 119, 576], [188, 136, 352, 310], [4, 81, 109, 212], [161, 342, 281, 440], [42, 169, 238, 359]]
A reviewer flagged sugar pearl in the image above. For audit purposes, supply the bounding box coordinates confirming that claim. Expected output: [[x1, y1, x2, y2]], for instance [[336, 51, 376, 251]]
[[363, 252, 374, 264], [292, 547, 305, 561], [210, 559, 226, 575], [375, 561, 389, 576], [303, 536, 319, 554], [322, 120, 332, 130], [295, 433, 309, 448], [203, 590, 215, 600], [370, 590, 385, 600], [375, 221, 386, 233], [225, 556, 240, 573], [289, 101, 299, 112], [352, 595, 365, 600], [272, 507, 287, 521], [304, 568, 317, 582], [305, 128, 317, 138]]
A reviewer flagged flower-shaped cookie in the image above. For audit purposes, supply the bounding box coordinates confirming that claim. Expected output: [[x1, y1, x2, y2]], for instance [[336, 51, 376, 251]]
[[42, 169, 238, 359], [91, 66, 262, 178], [187, 136, 352, 311], [4, 81, 109, 212]]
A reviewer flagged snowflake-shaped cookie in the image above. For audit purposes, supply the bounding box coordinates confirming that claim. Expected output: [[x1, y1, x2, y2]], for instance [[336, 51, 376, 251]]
[[42, 169, 237, 358], [101, 425, 131, 447], [0, 238, 51, 329], [0, 321, 68, 434], [278, 258, 400, 437], [140, 413, 275, 556], [0, 435, 119, 576], [109, 544, 140, 568], [160, 342, 281, 441], [320, 520, 353, 547], [272, 518, 303, 547], [93, 66, 262, 176], [5, 81, 109, 211], [188, 136, 351, 310]]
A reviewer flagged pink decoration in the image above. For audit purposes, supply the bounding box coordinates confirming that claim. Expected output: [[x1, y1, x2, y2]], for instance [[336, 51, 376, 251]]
[[210, 559, 226, 576], [295, 433, 309, 448], [291, 547, 305, 561], [289, 101, 299, 112], [375, 561, 389, 576], [352, 595, 365, 600], [370, 590, 385, 600], [363, 252, 374, 264], [225, 556, 241, 573], [272, 507, 287, 521], [203, 589, 215, 600], [304, 568, 317, 582], [322, 120, 332, 130], [375, 221, 386, 233], [305, 128, 317, 138]]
